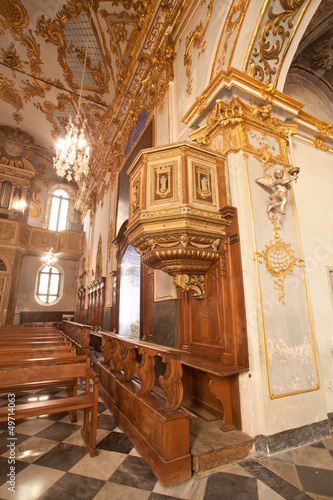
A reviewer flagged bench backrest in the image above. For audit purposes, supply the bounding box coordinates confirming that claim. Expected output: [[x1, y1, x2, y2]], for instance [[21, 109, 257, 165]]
[[0, 348, 76, 360], [0, 356, 90, 387]]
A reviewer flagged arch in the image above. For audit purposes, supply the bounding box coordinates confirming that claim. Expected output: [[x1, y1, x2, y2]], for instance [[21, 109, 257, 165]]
[[210, 0, 320, 91]]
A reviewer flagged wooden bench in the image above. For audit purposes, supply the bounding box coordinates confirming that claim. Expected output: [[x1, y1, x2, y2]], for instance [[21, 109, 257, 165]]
[[0, 356, 99, 456], [61, 321, 92, 356], [0, 346, 76, 361], [0, 355, 79, 421]]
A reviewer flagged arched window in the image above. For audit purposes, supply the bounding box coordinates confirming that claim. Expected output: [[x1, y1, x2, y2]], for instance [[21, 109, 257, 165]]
[[0, 181, 12, 209], [36, 265, 62, 304], [48, 189, 70, 231], [119, 245, 141, 338]]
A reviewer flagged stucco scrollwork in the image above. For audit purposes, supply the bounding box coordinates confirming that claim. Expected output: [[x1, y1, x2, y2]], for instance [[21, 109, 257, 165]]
[[246, 0, 306, 85], [184, 0, 214, 95]]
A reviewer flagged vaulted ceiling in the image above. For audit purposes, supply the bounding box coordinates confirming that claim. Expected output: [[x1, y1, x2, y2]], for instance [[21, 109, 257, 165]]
[[0, 1, 191, 178], [0, 0, 332, 211]]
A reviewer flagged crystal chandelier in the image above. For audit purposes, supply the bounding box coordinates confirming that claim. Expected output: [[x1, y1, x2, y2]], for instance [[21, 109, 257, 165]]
[[53, 116, 90, 182], [42, 247, 57, 268], [53, 2, 93, 183]]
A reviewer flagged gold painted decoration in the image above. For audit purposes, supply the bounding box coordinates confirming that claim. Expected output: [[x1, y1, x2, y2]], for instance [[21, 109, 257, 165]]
[[1, 43, 23, 70], [184, 0, 215, 95], [36, 1, 110, 95], [154, 165, 173, 200], [253, 213, 304, 304], [211, 0, 250, 78], [0, 126, 34, 168], [174, 274, 205, 299], [193, 164, 213, 202], [0, 74, 24, 123], [35, 94, 77, 140], [75, 0, 194, 211], [245, 0, 307, 85], [28, 184, 42, 218], [126, 142, 229, 298]]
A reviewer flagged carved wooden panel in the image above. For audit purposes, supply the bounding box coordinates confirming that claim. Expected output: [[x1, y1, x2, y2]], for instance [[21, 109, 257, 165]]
[[178, 207, 248, 368], [178, 207, 248, 429], [87, 277, 105, 328]]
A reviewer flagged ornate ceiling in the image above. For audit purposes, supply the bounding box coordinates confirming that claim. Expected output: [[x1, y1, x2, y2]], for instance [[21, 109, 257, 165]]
[[0, 0, 332, 213], [0, 0, 193, 197]]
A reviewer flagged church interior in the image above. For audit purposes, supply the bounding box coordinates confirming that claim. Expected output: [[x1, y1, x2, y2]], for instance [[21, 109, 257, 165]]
[[0, 0, 333, 498]]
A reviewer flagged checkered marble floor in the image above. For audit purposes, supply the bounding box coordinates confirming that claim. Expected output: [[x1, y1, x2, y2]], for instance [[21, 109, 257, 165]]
[[0, 385, 332, 500]]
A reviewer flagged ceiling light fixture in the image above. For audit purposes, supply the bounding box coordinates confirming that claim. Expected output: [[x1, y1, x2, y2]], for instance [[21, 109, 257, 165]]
[[42, 247, 57, 268], [53, 3, 93, 183]]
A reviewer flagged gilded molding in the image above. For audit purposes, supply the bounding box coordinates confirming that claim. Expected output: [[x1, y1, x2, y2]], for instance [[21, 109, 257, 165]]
[[190, 96, 289, 161], [0, 74, 24, 123], [35, 93, 77, 139], [313, 136, 329, 152], [184, 0, 214, 95], [182, 67, 304, 127], [211, 0, 250, 79], [36, 0, 109, 95], [174, 274, 205, 298]]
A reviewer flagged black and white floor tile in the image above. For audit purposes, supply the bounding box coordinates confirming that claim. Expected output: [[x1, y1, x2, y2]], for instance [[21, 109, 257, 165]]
[[0, 388, 332, 500]]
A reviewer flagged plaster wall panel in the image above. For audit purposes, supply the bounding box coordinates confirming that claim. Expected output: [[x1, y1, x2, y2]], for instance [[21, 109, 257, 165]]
[[15, 254, 77, 314], [290, 140, 333, 415]]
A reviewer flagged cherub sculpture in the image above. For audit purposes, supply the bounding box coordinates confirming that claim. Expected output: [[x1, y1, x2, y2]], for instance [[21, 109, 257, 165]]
[[256, 167, 299, 215]]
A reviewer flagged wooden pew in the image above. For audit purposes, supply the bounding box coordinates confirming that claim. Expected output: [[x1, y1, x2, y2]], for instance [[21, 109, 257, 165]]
[[0, 356, 99, 456], [61, 321, 92, 356], [0, 346, 76, 361], [0, 341, 72, 349], [0, 355, 78, 421]]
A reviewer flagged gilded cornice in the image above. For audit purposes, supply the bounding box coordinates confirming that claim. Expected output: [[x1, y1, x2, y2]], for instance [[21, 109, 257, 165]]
[[294, 109, 333, 153], [190, 96, 291, 163], [182, 67, 304, 127]]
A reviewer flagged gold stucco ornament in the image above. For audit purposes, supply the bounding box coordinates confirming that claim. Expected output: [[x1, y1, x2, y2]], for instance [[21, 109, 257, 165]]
[[253, 213, 304, 305]]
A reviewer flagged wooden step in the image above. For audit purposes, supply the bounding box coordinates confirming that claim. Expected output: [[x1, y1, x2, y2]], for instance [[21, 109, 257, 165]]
[[189, 416, 254, 474]]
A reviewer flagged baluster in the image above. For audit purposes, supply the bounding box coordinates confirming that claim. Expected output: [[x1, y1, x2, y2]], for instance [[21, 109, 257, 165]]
[[121, 344, 136, 381], [136, 348, 155, 395], [159, 354, 183, 412]]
